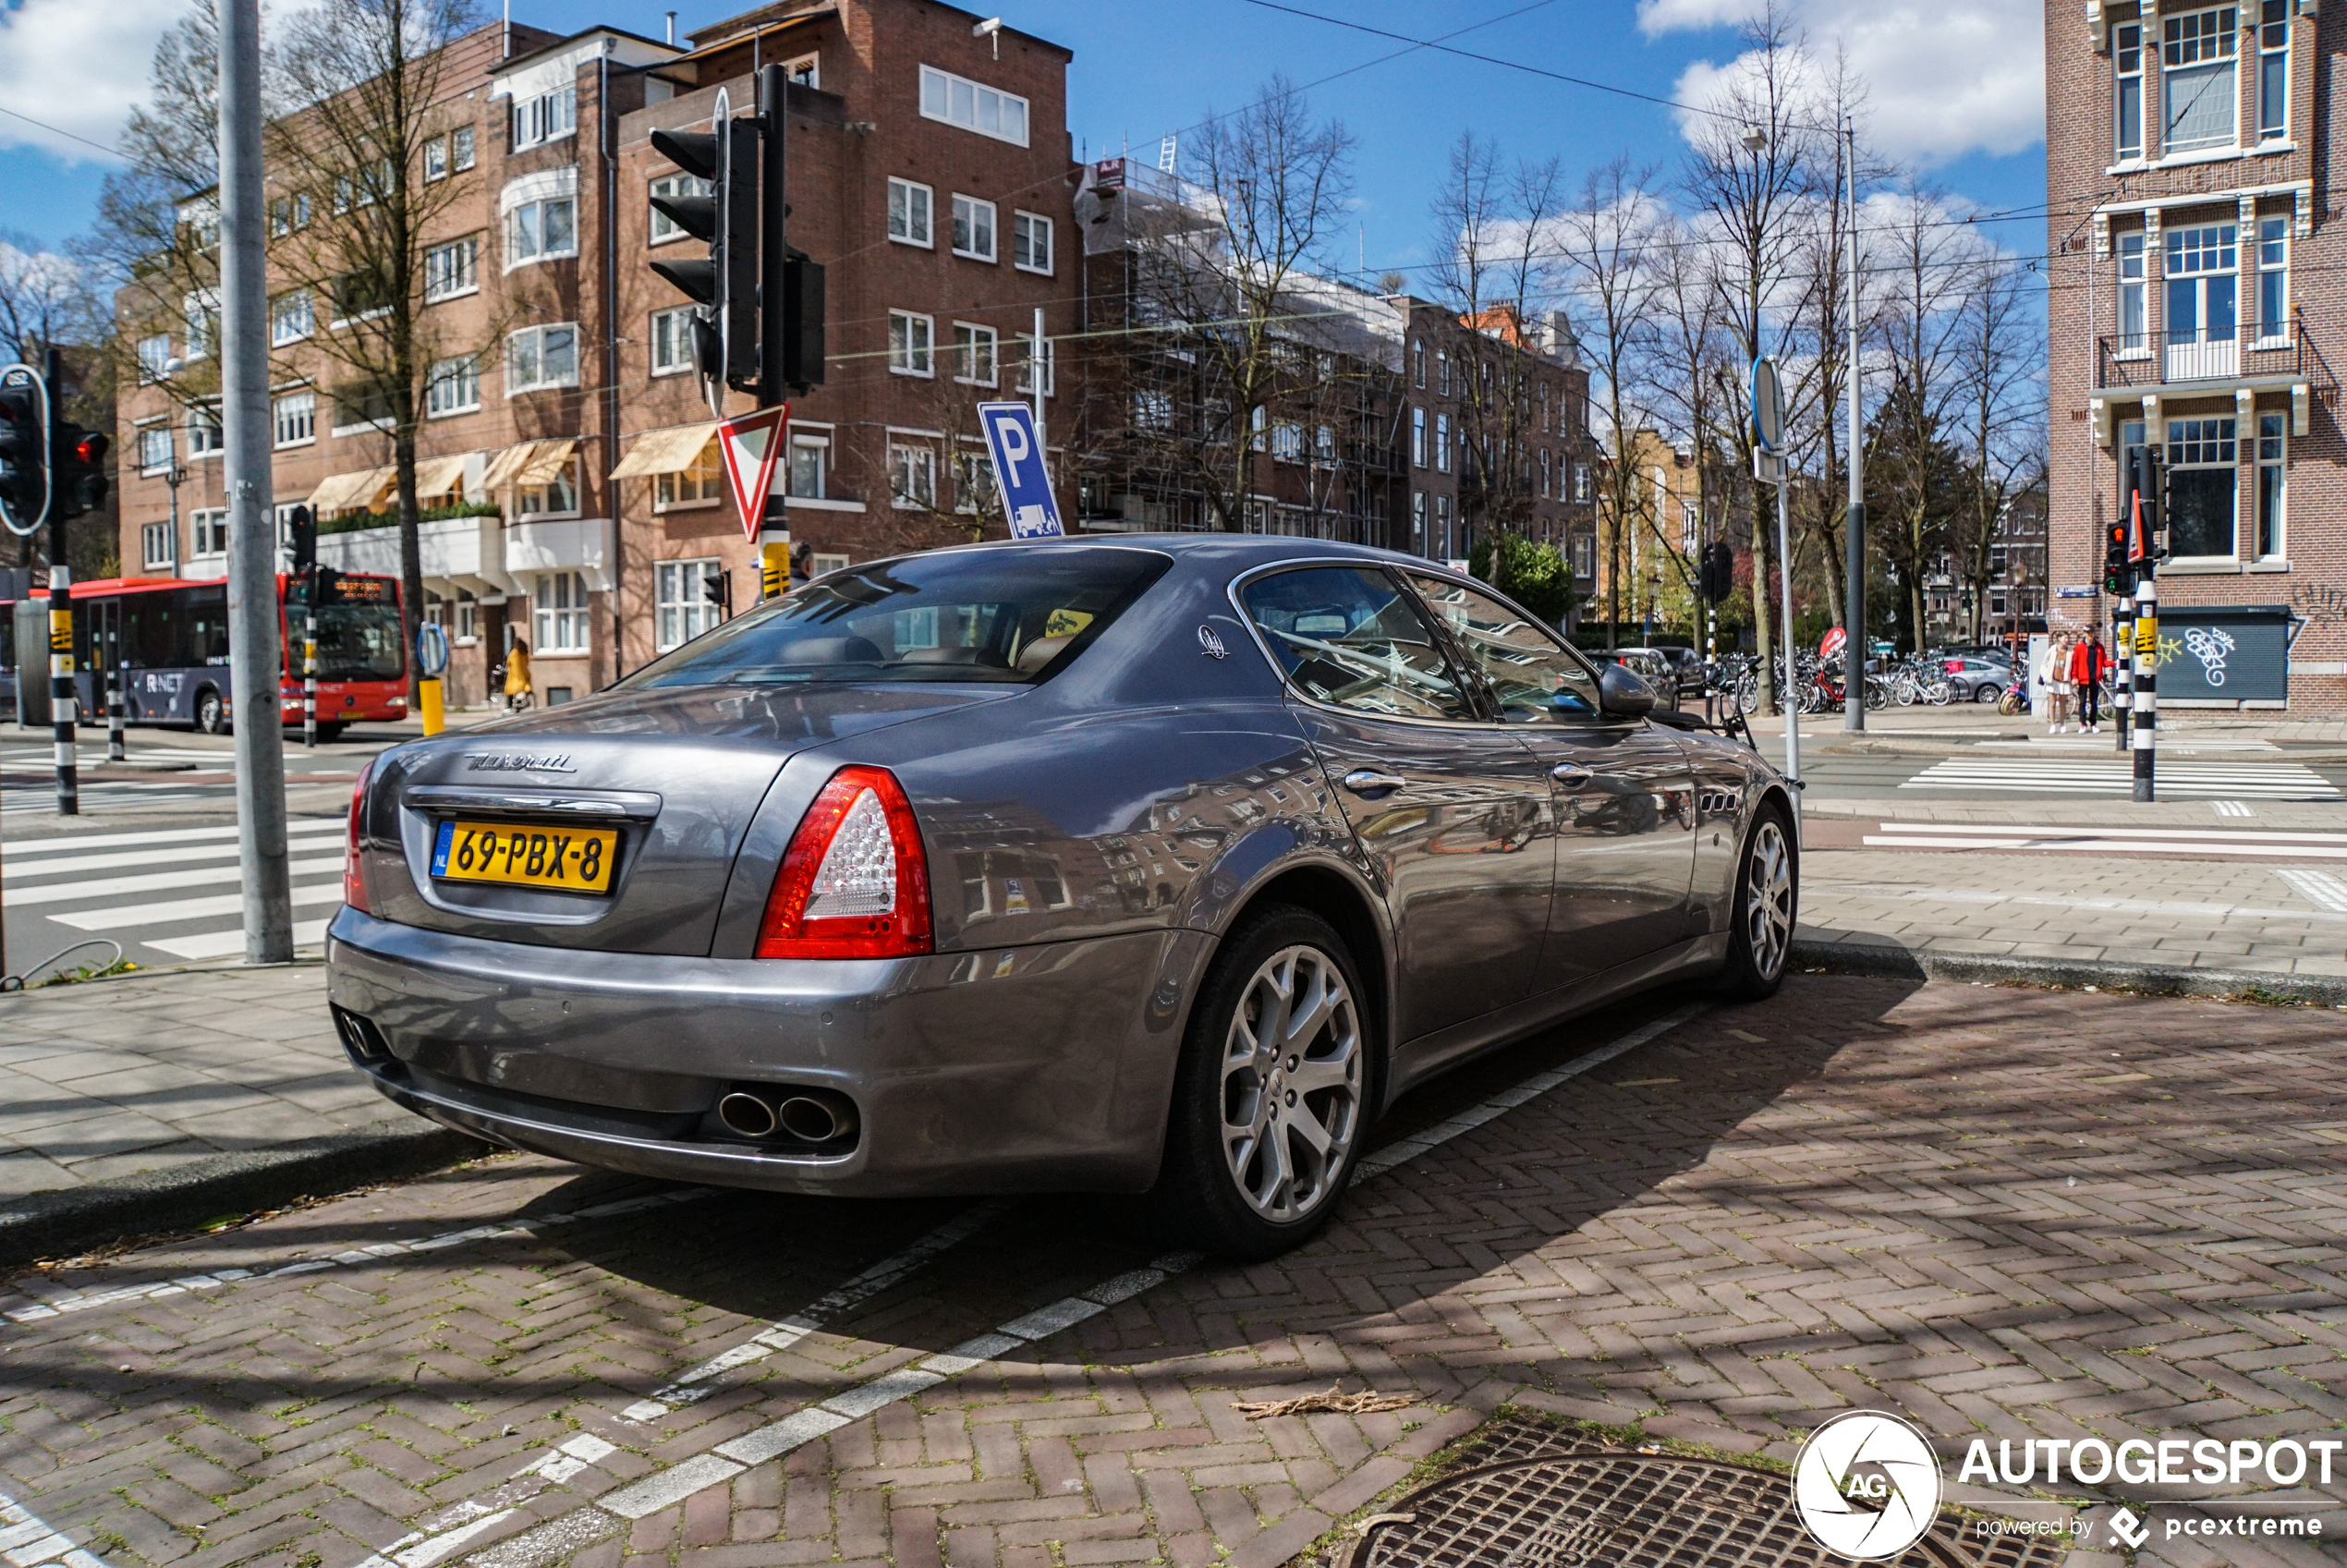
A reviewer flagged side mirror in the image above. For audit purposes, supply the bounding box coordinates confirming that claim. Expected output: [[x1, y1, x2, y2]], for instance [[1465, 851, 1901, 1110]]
[[1599, 661, 1657, 718]]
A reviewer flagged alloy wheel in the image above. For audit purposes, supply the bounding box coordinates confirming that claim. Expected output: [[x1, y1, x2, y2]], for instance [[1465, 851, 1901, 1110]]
[[1744, 819, 1794, 981], [1219, 944, 1361, 1223]]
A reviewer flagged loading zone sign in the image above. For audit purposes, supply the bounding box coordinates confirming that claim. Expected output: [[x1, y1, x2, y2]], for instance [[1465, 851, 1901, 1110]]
[[979, 402, 1064, 539]]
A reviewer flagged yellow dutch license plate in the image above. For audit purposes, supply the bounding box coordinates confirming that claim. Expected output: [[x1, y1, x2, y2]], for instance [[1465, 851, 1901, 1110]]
[[431, 820, 619, 893]]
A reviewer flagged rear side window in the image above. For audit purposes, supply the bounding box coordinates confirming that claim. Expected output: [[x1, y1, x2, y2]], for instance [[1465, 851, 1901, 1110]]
[[1238, 565, 1476, 722], [1407, 573, 1599, 721], [619, 546, 1171, 687]]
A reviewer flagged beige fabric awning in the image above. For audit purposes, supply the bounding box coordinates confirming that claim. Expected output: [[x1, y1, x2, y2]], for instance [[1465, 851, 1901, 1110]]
[[409, 454, 470, 499], [483, 438, 580, 491], [609, 421, 719, 480], [306, 466, 394, 514]]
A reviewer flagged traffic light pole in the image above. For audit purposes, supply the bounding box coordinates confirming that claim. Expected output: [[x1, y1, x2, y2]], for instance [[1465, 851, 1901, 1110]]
[[2112, 590, 2132, 751], [1842, 113, 1865, 734], [2133, 566, 2157, 801], [757, 63, 788, 412], [43, 348, 75, 817]]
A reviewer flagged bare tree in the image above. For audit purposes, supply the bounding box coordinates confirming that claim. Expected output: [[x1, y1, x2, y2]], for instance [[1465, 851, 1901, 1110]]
[[0, 236, 106, 370], [1944, 256, 2045, 639]]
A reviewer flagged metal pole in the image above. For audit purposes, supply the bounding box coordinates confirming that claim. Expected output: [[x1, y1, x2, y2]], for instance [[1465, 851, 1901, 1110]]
[[1032, 303, 1047, 438], [220, 0, 292, 962], [1776, 468, 1799, 788], [43, 348, 74, 816], [2132, 568, 2156, 801], [756, 63, 787, 410], [1842, 115, 1866, 732], [303, 602, 317, 748], [106, 649, 124, 762]]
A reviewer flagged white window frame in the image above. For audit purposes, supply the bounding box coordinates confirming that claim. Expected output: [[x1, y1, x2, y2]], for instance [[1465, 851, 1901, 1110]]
[[1014, 332, 1055, 396], [1012, 211, 1052, 274], [918, 65, 1029, 147], [2255, 409, 2286, 560], [190, 508, 229, 558], [270, 290, 312, 346], [426, 355, 480, 418], [138, 423, 173, 474], [533, 569, 590, 652], [888, 439, 937, 509], [183, 291, 218, 361], [654, 444, 723, 510], [1435, 412, 1452, 473], [655, 558, 726, 650], [511, 84, 578, 152], [141, 520, 176, 571], [505, 322, 580, 395], [954, 448, 997, 516], [1410, 406, 1426, 468], [953, 322, 998, 386], [2161, 6, 2239, 155], [452, 125, 476, 171], [2117, 232, 2147, 353], [2115, 22, 2144, 161], [272, 389, 316, 448], [424, 138, 449, 182], [2258, 0, 2290, 141], [650, 306, 697, 377], [650, 172, 712, 246], [887, 178, 932, 248], [137, 334, 170, 383], [424, 236, 480, 301], [779, 52, 819, 88], [787, 431, 829, 499], [2255, 216, 2289, 343], [2164, 415, 2240, 562], [517, 461, 582, 521], [188, 403, 225, 458], [889, 310, 935, 377], [950, 194, 997, 261], [505, 197, 578, 269]]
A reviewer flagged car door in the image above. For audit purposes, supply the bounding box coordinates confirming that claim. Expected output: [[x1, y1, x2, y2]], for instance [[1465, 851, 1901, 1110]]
[[1235, 564, 1554, 1045], [1405, 572, 1698, 987]]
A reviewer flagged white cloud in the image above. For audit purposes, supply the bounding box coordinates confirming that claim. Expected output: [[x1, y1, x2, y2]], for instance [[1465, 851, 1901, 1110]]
[[0, 0, 187, 163], [1648, 0, 2043, 166]]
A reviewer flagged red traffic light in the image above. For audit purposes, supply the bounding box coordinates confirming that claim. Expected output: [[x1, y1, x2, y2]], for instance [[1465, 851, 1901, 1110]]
[[72, 432, 107, 467]]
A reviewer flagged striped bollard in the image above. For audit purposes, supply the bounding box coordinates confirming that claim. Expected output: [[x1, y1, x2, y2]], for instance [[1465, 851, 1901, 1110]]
[[2112, 596, 2132, 751], [106, 669, 125, 761], [303, 610, 317, 748], [2132, 573, 2156, 802], [48, 565, 75, 816]]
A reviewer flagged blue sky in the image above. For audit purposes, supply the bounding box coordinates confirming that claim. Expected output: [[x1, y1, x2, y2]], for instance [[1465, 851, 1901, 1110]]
[[0, 0, 2047, 267]]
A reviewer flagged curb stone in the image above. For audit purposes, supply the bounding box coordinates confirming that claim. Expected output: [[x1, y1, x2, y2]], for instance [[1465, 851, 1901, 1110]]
[[1791, 936, 2347, 1008], [0, 1123, 494, 1270]]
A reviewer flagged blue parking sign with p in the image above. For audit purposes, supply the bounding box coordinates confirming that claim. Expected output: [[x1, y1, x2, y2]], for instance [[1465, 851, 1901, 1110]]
[[979, 401, 1064, 539]]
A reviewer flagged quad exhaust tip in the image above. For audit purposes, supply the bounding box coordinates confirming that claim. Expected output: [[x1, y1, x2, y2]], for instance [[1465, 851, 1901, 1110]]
[[717, 1088, 858, 1145]]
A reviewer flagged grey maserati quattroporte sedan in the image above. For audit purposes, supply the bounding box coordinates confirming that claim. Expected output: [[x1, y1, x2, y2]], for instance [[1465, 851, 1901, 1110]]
[[326, 538, 1796, 1258]]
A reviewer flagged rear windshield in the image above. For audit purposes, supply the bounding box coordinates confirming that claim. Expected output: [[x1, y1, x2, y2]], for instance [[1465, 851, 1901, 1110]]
[[618, 546, 1173, 689]]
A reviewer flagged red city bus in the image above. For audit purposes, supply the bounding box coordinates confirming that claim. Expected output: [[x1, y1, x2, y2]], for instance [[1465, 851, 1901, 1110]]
[[18, 572, 410, 737]]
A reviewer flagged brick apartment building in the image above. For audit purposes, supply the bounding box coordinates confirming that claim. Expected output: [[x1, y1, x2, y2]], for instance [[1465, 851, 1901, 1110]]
[[114, 0, 1077, 707], [2048, 0, 2341, 708], [1590, 428, 1702, 640]]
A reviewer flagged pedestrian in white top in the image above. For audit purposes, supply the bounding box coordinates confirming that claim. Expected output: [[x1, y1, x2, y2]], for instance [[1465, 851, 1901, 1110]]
[[2044, 634, 2073, 733]]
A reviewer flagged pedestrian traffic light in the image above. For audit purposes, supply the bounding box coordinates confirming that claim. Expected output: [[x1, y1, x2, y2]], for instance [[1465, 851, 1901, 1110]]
[[2103, 521, 2131, 596], [1696, 540, 1734, 603], [288, 504, 317, 573], [54, 425, 107, 521], [0, 371, 48, 536], [650, 114, 759, 394], [780, 248, 825, 392]]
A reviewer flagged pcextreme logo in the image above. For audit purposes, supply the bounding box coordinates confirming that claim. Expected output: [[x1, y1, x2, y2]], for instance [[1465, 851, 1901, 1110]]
[[1791, 1410, 1943, 1561]]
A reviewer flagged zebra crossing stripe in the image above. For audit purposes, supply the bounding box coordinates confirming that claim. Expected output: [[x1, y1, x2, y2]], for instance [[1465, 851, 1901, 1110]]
[[1902, 758, 2340, 799]]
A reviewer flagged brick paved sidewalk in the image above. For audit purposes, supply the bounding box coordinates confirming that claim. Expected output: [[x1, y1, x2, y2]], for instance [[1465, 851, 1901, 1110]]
[[1, 977, 2341, 1568], [0, 965, 423, 1200]]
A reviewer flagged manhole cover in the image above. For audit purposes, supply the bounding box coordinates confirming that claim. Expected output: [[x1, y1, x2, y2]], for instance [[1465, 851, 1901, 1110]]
[[1339, 1420, 2066, 1568]]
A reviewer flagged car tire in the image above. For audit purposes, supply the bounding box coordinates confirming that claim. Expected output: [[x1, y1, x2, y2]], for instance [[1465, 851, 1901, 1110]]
[[195, 687, 228, 735], [1975, 685, 2001, 704], [1148, 906, 1370, 1260], [1714, 802, 1796, 1003]]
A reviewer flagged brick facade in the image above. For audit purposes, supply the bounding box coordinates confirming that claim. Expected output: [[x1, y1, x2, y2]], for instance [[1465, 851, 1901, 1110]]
[[2047, 0, 2342, 709]]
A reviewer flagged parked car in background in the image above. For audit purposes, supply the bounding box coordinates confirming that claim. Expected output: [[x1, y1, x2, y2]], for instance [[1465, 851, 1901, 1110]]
[[327, 538, 1797, 1260], [1940, 655, 2011, 704], [1584, 647, 1681, 701]]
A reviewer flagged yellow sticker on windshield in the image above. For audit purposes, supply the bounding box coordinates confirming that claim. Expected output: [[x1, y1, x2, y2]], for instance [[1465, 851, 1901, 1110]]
[[1044, 608, 1094, 638]]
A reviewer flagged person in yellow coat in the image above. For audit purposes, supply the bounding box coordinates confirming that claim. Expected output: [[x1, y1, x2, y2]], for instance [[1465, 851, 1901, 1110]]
[[502, 638, 534, 711]]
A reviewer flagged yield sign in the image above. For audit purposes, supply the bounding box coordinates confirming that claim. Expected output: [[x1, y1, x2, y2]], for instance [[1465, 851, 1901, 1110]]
[[716, 404, 789, 541]]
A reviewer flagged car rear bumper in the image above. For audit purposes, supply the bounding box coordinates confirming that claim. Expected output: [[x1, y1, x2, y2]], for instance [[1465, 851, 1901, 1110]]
[[325, 906, 1210, 1197]]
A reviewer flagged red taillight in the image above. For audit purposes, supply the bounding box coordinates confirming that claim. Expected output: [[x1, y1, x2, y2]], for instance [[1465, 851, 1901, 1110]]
[[757, 766, 932, 959], [344, 759, 374, 914]]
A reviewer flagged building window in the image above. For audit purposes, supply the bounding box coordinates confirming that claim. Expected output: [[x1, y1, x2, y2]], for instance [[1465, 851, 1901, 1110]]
[[888, 310, 934, 376], [533, 569, 590, 651], [1411, 406, 1426, 468], [954, 451, 996, 515], [953, 322, 997, 385], [424, 138, 448, 181], [2258, 0, 2289, 140], [1012, 212, 1052, 273], [1250, 405, 1267, 450], [334, 379, 395, 433], [506, 197, 577, 265], [2256, 215, 2287, 340], [1134, 390, 1173, 430], [651, 307, 696, 376], [887, 178, 932, 246], [517, 461, 580, 519], [268, 192, 310, 236], [2117, 232, 2146, 349], [2166, 416, 2238, 558], [506, 323, 579, 394], [1437, 350, 1450, 397], [1539, 448, 1551, 497], [452, 125, 475, 170], [655, 559, 724, 650], [137, 334, 170, 383], [1014, 333, 1055, 395], [2164, 224, 2236, 358], [184, 292, 217, 360], [788, 433, 827, 499], [511, 84, 578, 151], [270, 290, 312, 346], [649, 172, 712, 244], [188, 404, 224, 457], [1574, 465, 1590, 503], [2256, 411, 2285, 558], [424, 236, 480, 300], [425, 589, 479, 643], [918, 65, 1029, 146], [141, 521, 175, 570], [1435, 493, 1453, 557], [779, 52, 819, 88], [138, 425, 173, 473], [654, 444, 722, 509], [2114, 22, 2144, 160], [2162, 7, 2238, 154], [1411, 339, 1425, 388], [1435, 413, 1452, 473], [190, 508, 229, 556], [1411, 490, 1427, 548], [951, 194, 997, 261], [273, 390, 315, 447], [1271, 421, 1303, 461], [426, 355, 480, 417], [889, 441, 936, 508], [1570, 534, 1594, 576]]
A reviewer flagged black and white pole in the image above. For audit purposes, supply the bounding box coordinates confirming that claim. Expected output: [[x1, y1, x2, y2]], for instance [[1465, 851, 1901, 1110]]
[[106, 664, 124, 762], [302, 601, 317, 748], [2112, 594, 2132, 752], [2132, 569, 2156, 802], [48, 564, 74, 816]]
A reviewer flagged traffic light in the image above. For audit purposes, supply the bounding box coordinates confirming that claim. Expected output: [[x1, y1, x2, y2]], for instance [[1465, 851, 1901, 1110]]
[[289, 504, 317, 573], [701, 567, 731, 617], [0, 371, 48, 536], [1696, 540, 1734, 603], [2131, 443, 2161, 563], [54, 426, 107, 521], [779, 248, 826, 392], [649, 116, 759, 393], [2103, 520, 2131, 596]]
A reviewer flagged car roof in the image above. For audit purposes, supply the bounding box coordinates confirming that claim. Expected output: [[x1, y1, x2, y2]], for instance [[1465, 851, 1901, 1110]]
[[851, 533, 1427, 571]]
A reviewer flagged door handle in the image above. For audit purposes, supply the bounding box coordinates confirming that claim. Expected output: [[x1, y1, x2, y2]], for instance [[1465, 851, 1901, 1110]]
[[1549, 761, 1593, 788], [1342, 769, 1406, 798]]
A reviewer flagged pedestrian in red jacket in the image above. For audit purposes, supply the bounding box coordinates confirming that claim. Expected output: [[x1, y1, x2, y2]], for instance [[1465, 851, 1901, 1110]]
[[2071, 629, 2110, 733]]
